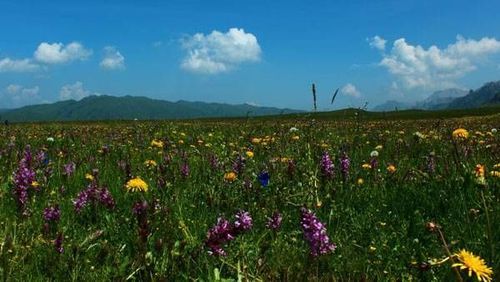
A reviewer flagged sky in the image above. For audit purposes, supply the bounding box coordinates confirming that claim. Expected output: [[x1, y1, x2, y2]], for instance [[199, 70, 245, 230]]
[[1, 0, 500, 110]]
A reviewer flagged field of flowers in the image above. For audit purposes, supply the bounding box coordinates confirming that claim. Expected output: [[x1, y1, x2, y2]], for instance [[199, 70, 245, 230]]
[[0, 114, 498, 281]]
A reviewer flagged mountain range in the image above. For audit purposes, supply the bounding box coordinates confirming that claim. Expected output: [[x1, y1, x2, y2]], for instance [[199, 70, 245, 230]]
[[373, 81, 500, 111], [0, 95, 302, 122]]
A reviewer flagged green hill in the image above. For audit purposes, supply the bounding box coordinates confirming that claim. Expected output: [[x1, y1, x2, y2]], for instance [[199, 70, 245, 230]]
[[1, 95, 303, 122]]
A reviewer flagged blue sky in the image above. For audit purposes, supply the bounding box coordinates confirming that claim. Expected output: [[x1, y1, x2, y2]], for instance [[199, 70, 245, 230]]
[[1, 0, 500, 110]]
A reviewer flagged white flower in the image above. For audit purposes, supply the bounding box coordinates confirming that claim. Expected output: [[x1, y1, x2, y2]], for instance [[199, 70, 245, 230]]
[[370, 150, 379, 157], [492, 128, 497, 134], [289, 127, 299, 133], [47, 137, 55, 142]]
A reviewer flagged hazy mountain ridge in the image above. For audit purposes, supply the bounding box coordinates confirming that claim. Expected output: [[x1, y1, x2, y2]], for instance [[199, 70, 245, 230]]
[[373, 81, 499, 111], [1, 95, 303, 122]]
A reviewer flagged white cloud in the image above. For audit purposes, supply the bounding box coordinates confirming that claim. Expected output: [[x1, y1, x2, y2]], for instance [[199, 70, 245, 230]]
[[6, 84, 22, 94], [341, 83, 361, 98], [1, 84, 41, 108], [181, 27, 262, 74], [368, 35, 386, 51], [59, 81, 98, 101], [34, 42, 92, 64], [0, 58, 39, 72], [375, 35, 500, 90], [100, 46, 125, 70]]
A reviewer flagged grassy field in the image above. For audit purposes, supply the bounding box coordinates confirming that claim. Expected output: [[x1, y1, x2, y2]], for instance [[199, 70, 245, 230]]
[[0, 111, 498, 281]]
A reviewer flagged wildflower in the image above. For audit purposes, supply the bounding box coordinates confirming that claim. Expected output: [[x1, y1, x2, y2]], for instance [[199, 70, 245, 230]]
[[291, 135, 300, 141], [180, 162, 190, 178], [452, 249, 493, 282], [125, 177, 148, 192], [85, 173, 94, 181], [452, 128, 469, 139], [320, 151, 334, 179], [266, 212, 283, 230], [491, 128, 497, 134], [31, 181, 40, 189], [132, 201, 149, 242], [209, 154, 220, 171], [427, 152, 436, 174], [490, 171, 500, 178], [339, 153, 350, 180], [232, 154, 246, 175], [387, 164, 397, 174], [362, 163, 372, 170], [205, 217, 235, 256], [370, 150, 379, 158], [375, 145, 383, 151], [151, 139, 164, 148], [73, 189, 90, 213], [63, 162, 76, 176], [233, 211, 253, 233], [413, 131, 426, 140], [47, 137, 55, 142], [144, 160, 157, 168], [357, 178, 364, 185], [474, 164, 485, 178], [245, 151, 254, 158], [12, 145, 36, 214], [54, 232, 64, 254], [251, 137, 262, 144], [257, 171, 270, 187], [43, 205, 61, 222], [224, 171, 237, 182], [300, 208, 336, 257], [98, 187, 115, 209]]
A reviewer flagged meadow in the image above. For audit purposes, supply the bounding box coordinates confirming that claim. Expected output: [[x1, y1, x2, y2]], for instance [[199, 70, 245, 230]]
[[0, 112, 498, 281]]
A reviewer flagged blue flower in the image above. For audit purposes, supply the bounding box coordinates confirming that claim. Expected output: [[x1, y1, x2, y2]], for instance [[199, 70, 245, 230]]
[[257, 171, 270, 187]]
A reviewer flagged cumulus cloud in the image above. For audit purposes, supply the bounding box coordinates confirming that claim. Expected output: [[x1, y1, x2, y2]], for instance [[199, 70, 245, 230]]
[[368, 35, 386, 51], [181, 27, 262, 74], [100, 46, 125, 70], [374, 35, 500, 90], [0, 58, 39, 72], [59, 81, 98, 101], [34, 42, 92, 64], [341, 83, 361, 98], [1, 84, 41, 108]]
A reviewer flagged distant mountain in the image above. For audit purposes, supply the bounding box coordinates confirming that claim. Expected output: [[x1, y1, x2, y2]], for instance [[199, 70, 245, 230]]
[[416, 88, 468, 110], [373, 82, 499, 111], [1, 95, 303, 122], [372, 100, 413, 111], [448, 81, 500, 109]]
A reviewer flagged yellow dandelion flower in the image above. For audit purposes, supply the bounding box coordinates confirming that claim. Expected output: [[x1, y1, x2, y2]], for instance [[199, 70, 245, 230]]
[[125, 177, 148, 192], [452, 128, 469, 139], [144, 160, 157, 168], [85, 174, 94, 181], [357, 178, 364, 185], [475, 164, 485, 178], [291, 135, 300, 141], [280, 157, 290, 163], [224, 171, 237, 182], [452, 249, 493, 282], [251, 138, 262, 144], [362, 163, 372, 170], [387, 164, 396, 173], [245, 151, 254, 158], [151, 139, 164, 148], [489, 171, 500, 178], [31, 181, 40, 188]]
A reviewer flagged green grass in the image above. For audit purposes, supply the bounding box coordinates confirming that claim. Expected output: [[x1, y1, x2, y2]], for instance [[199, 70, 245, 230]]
[[0, 113, 498, 280]]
